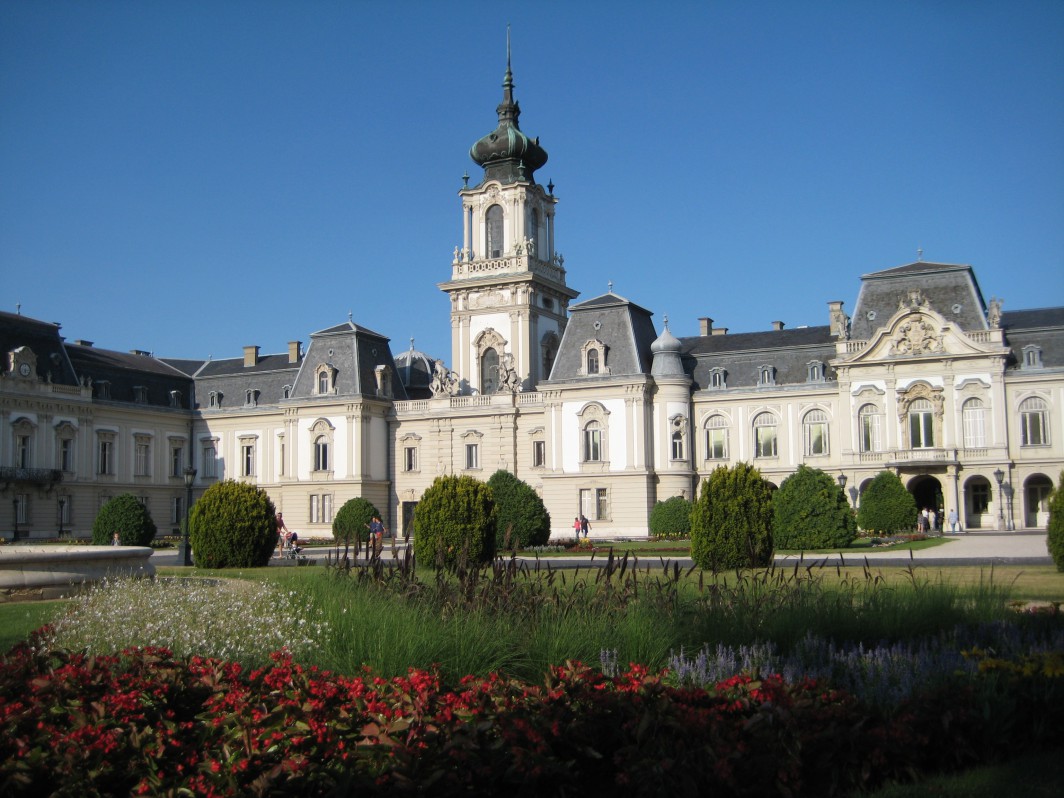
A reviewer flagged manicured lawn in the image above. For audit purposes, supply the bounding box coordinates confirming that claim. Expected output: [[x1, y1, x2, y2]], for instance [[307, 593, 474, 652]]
[[530, 536, 953, 557], [0, 600, 68, 653], [856, 749, 1064, 797]]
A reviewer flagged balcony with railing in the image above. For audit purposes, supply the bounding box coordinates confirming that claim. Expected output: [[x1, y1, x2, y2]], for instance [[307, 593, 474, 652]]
[[0, 466, 63, 487]]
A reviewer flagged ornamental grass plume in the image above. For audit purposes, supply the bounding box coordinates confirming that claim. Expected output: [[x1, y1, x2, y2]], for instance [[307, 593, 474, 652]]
[[39, 576, 328, 667]]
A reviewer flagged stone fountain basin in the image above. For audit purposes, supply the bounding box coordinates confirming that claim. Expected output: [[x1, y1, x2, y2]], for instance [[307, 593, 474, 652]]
[[0, 545, 155, 600]]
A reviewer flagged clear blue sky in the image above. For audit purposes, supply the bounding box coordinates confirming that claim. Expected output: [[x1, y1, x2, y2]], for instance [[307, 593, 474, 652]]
[[3, 1, 1062, 364]]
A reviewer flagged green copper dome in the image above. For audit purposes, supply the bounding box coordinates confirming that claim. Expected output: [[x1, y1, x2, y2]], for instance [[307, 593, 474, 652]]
[[469, 57, 547, 184]]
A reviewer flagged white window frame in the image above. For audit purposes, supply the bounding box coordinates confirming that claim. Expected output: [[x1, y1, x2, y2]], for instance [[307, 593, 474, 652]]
[[1020, 397, 1049, 447], [859, 404, 882, 453], [962, 398, 986, 449], [803, 409, 829, 457], [705, 415, 728, 460], [753, 412, 778, 458], [908, 398, 935, 449]]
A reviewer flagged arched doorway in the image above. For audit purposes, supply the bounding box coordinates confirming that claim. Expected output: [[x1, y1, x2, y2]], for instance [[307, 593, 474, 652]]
[[962, 475, 993, 529], [1024, 474, 1054, 529], [908, 475, 943, 530]]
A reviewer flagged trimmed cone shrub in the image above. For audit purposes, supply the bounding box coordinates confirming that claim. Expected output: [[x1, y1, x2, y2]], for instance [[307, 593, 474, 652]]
[[487, 469, 550, 550], [1048, 470, 1064, 571], [649, 495, 692, 539], [690, 463, 774, 570], [188, 480, 276, 568], [413, 475, 495, 567], [856, 470, 917, 535], [772, 465, 856, 550], [91, 493, 157, 546], [332, 497, 379, 545]]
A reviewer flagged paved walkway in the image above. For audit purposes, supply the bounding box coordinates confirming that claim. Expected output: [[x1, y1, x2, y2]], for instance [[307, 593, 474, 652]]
[[150, 529, 1053, 569]]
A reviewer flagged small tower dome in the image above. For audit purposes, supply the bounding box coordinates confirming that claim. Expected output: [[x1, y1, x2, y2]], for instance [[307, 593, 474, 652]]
[[651, 319, 685, 377], [394, 340, 436, 399]]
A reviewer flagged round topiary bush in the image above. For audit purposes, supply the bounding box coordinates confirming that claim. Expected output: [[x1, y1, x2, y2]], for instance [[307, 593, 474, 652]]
[[1047, 471, 1064, 571], [487, 469, 550, 550], [332, 497, 380, 545], [413, 474, 495, 568], [690, 463, 774, 571], [91, 493, 157, 546], [772, 465, 856, 550], [856, 470, 917, 536], [188, 480, 277, 568], [649, 495, 692, 539]]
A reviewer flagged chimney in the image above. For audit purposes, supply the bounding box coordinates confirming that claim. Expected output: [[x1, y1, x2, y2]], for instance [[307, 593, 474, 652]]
[[771, 321, 785, 331], [698, 317, 713, 336], [288, 341, 302, 364], [73, 339, 93, 347], [243, 345, 259, 367], [711, 327, 728, 336]]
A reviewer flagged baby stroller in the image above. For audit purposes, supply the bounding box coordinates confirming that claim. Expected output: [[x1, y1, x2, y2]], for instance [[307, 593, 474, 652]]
[[281, 531, 306, 561]]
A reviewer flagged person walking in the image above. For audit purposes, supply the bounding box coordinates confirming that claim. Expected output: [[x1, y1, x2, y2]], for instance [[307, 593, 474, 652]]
[[580, 514, 590, 539], [948, 508, 959, 534], [275, 512, 290, 558], [572, 516, 582, 542]]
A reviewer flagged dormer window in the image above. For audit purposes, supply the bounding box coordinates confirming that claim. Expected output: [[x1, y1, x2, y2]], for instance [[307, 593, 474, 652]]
[[208, 391, 221, 408], [709, 367, 726, 390], [1022, 345, 1044, 370], [97, 380, 111, 400], [133, 386, 148, 403], [315, 365, 336, 395], [245, 389, 259, 407], [807, 361, 826, 383], [757, 365, 776, 386], [580, 340, 609, 377], [169, 390, 181, 408], [282, 385, 292, 400]]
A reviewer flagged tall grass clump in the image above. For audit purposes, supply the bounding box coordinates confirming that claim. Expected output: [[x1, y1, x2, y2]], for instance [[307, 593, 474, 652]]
[[40, 576, 328, 668]]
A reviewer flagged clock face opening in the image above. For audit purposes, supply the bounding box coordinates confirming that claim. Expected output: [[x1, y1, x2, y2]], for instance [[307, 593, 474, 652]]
[[19, 363, 31, 376]]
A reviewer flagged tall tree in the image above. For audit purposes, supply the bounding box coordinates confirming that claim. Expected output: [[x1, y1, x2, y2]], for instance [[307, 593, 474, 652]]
[[856, 471, 917, 535], [487, 470, 550, 550], [772, 465, 856, 550], [690, 463, 774, 570]]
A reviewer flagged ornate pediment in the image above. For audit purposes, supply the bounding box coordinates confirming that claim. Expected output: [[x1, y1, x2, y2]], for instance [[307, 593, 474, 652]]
[[888, 314, 943, 356]]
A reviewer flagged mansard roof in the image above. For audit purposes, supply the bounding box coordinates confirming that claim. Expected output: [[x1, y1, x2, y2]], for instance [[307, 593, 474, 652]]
[[851, 261, 987, 339], [681, 325, 837, 391], [1001, 307, 1064, 370], [546, 292, 657, 380], [0, 310, 79, 385], [65, 342, 194, 409]]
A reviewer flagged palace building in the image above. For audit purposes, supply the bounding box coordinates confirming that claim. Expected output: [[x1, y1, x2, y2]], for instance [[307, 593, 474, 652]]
[[2, 61, 1062, 542]]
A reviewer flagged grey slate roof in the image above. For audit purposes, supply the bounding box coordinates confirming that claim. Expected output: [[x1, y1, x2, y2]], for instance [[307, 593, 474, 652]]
[[851, 262, 987, 339], [546, 292, 657, 381], [681, 326, 837, 391], [0, 310, 79, 386], [1001, 307, 1064, 370]]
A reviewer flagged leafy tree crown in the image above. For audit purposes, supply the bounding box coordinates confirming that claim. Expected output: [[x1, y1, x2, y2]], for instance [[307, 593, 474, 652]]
[[332, 497, 380, 543], [188, 480, 277, 568], [689, 462, 774, 570], [772, 465, 857, 550], [413, 475, 496, 567], [91, 494, 157, 546], [486, 469, 550, 550]]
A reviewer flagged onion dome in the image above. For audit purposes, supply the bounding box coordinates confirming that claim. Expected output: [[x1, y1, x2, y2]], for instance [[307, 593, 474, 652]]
[[469, 51, 547, 184], [651, 318, 685, 377]]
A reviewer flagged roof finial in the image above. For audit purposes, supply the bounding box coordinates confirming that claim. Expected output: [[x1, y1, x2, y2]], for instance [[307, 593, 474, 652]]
[[917, 247, 923, 262], [607, 280, 614, 294], [410, 337, 415, 351], [348, 310, 353, 323], [663, 314, 670, 330]]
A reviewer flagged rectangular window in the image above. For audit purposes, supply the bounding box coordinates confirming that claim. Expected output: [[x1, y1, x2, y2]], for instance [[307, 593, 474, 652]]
[[584, 427, 602, 461], [14, 494, 28, 524], [202, 444, 217, 478], [754, 426, 777, 458], [706, 428, 727, 459], [596, 488, 609, 520], [171, 445, 183, 477], [241, 443, 255, 477], [465, 443, 479, 469], [580, 488, 593, 520], [322, 494, 333, 523], [671, 433, 685, 460], [16, 435, 30, 468], [860, 413, 881, 453], [971, 483, 990, 514], [134, 440, 150, 476], [171, 497, 183, 525], [60, 438, 74, 472], [532, 440, 545, 468], [404, 446, 418, 472], [1021, 411, 1047, 446], [310, 494, 320, 524], [98, 438, 114, 475], [58, 497, 71, 525], [909, 411, 934, 449], [314, 440, 329, 471], [805, 423, 827, 456]]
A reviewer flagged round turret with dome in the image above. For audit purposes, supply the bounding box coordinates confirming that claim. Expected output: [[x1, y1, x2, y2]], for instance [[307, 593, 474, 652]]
[[469, 40, 547, 184], [651, 317, 686, 377]]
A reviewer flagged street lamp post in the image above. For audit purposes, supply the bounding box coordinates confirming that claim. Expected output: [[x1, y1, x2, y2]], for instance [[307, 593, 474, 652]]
[[58, 497, 66, 538], [12, 498, 18, 542], [181, 466, 197, 566], [1003, 484, 1014, 531], [837, 473, 849, 505], [993, 468, 1005, 531]]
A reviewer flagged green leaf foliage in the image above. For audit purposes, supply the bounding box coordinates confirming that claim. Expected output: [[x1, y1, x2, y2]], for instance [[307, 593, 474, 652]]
[[413, 475, 495, 568], [1047, 471, 1064, 571], [689, 463, 774, 570], [332, 497, 380, 544], [856, 470, 917, 535], [649, 495, 692, 539], [188, 480, 277, 568], [772, 465, 856, 550], [486, 469, 550, 550], [91, 494, 157, 546]]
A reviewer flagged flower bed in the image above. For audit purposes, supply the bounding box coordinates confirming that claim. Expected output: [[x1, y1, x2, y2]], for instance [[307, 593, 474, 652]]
[[2, 638, 1062, 796]]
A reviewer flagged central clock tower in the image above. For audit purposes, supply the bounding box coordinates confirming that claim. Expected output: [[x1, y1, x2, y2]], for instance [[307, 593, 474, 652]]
[[438, 52, 577, 394]]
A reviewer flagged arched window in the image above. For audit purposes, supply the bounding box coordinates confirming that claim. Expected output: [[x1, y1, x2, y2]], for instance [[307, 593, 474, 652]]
[[587, 349, 599, 375], [908, 398, 935, 449], [1020, 397, 1049, 446], [671, 430, 684, 460], [318, 370, 330, 395], [705, 415, 728, 460], [313, 435, 329, 471], [753, 413, 778, 458], [803, 409, 828, 456], [481, 347, 499, 394], [583, 420, 603, 462], [962, 398, 986, 449], [858, 404, 882, 453], [486, 204, 504, 258]]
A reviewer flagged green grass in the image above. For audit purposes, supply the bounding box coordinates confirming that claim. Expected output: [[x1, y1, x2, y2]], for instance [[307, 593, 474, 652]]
[[0, 600, 68, 653], [527, 536, 952, 557], [855, 749, 1064, 797]]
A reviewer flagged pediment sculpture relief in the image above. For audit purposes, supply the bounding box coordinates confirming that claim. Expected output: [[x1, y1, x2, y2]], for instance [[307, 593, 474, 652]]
[[889, 316, 943, 356]]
